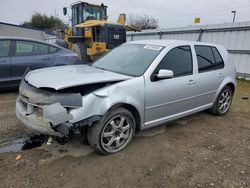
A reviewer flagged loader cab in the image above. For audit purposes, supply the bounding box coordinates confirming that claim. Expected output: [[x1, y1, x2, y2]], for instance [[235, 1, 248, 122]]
[[71, 2, 107, 36]]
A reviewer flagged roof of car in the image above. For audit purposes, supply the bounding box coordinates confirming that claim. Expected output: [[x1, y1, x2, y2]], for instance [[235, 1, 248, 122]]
[[129, 39, 224, 48], [0, 36, 78, 54]]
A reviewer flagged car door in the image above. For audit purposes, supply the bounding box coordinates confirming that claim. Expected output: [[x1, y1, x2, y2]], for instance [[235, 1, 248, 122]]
[[11, 40, 55, 83], [144, 45, 196, 127], [192, 45, 225, 108], [0, 40, 11, 85]]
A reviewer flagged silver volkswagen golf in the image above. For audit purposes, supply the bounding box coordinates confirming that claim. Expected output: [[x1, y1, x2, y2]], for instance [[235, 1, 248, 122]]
[[16, 40, 236, 154]]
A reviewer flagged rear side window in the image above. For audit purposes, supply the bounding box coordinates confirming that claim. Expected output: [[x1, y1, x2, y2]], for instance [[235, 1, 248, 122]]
[[0, 40, 11, 57], [156, 46, 193, 77], [195, 45, 224, 72], [15, 41, 49, 56]]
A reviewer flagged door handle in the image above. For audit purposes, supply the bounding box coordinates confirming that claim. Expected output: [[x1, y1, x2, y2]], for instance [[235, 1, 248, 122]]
[[188, 79, 196, 85]]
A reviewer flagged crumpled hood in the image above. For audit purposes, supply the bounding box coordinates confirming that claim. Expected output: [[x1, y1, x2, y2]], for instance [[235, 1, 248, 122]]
[[25, 65, 132, 90]]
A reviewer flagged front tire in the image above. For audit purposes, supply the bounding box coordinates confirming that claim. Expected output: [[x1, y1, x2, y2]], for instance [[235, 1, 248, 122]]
[[87, 108, 135, 155], [210, 86, 233, 116]]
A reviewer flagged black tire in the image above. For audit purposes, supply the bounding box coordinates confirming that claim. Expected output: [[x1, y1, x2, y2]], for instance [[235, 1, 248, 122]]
[[87, 107, 136, 155], [71, 43, 91, 64], [209, 86, 233, 116]]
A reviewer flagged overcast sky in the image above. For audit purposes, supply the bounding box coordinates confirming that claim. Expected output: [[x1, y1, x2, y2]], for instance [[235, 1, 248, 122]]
[[0, 0, 250, 28]]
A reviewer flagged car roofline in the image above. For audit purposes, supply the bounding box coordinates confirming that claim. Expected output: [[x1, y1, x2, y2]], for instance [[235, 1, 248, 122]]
[[0, 36, 67, 50], [127, 39, 225, 49]]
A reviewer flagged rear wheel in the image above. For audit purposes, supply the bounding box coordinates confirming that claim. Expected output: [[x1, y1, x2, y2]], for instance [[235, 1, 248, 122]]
[[71, 43, 91, 64], [210, 86, 233, 116], [87, 108, 135, 155]]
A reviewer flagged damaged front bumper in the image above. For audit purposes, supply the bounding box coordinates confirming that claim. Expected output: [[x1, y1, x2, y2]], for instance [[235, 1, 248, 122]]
[[16, 79, 81, 137], [16, 99, 72, 137]]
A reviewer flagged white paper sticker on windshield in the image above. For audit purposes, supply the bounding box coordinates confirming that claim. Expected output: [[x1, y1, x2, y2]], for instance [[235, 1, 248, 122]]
[[143, 45, 163, 51]]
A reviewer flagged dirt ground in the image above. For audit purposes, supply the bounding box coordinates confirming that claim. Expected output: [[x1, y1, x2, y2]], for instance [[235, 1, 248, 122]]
[[0, 80, 249, 188]]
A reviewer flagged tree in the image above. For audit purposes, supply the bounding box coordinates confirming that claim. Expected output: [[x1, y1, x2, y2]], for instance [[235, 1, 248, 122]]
[[22, 13, 64, 32], [127, 15, 159, 30]]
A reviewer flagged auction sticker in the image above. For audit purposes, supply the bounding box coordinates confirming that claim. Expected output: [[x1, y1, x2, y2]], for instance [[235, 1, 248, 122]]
[[143, 45, 163, 51]]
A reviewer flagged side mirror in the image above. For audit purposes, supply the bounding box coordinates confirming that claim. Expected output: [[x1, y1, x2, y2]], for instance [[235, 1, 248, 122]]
[[156, 69, 174, 80], [63, 7, 67, 16]]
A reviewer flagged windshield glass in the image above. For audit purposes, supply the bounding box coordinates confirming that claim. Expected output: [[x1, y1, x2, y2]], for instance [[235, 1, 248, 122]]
[[92, 43, 164, 77], [83, 6, 102, 21]]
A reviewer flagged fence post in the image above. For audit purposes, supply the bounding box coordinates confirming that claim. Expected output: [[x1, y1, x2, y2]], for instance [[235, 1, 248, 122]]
[[159, 31, 162, 39]]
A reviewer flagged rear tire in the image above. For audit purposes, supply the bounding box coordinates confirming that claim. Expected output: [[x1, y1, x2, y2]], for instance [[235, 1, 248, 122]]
[[210, 86, 233, 116], [87, 108, 135, 155], [71, 43, 91, 64]]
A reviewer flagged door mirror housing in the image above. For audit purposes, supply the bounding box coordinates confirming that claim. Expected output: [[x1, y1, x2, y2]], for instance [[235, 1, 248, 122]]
[[63, 7, 67, 16], [156, 69, 174, 80]]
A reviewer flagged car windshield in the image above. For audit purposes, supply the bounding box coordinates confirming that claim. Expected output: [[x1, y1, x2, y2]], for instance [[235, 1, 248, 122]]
[[92, 43, 164, 77]]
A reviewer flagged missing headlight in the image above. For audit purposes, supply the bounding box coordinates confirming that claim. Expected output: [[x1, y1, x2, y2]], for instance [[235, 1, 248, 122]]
[[34, 106, 43, 118]]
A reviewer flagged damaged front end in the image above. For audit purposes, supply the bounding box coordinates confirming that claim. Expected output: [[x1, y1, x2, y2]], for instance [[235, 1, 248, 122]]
[[16, 78, 121, 138], [16, 79, 83, 137], [16, 65, 133, 140]]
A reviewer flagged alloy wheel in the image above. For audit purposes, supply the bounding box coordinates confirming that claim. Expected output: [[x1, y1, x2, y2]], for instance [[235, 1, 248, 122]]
[[101, 115, 133, 153], [218, 90, 232, 114]]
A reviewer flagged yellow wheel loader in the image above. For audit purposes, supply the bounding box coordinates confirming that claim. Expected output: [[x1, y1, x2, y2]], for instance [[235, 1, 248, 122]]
[[59, 1, 139, 63]]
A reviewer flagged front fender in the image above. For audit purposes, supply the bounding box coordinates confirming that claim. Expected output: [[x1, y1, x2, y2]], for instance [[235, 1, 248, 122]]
[[69, 77, 145, 126]]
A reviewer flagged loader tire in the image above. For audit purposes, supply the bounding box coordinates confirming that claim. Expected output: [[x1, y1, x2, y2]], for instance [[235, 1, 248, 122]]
[[71, 43, 91, 64]]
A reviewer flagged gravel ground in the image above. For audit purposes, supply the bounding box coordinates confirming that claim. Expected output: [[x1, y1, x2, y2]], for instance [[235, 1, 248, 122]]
[[0, 91, 29, 142], [0, 80, 249, 188]]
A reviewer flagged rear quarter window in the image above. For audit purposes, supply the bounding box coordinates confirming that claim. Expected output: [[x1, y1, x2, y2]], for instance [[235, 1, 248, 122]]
[[49, 46, 59, 54], [212, 47, 224, 69]]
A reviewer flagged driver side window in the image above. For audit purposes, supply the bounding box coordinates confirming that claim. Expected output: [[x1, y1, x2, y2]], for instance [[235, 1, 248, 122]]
[[156, 46, 193, 77]]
